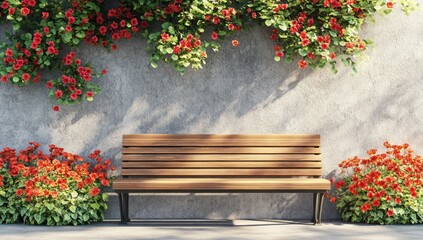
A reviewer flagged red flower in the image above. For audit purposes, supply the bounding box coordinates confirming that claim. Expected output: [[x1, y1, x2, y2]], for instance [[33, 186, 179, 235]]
[[42, 12, 49, 19], [372, 199, 380, 207], [90, 187, 101, 197], [52, 105, 60, 111], [101, 69, 107, 75], [101, 179, 110, 186], [55, 90, 63, 99], [211, 32, 219, 41], [386, 209, 394, 217], [70, 93, 78, 100], [394, 197, 401, 205], [329, 197, 336, 203], [86, 91, 94, 98], [173, 46, 181, 54], [329, 52, 336, 59], [346, 42, 354, 49], [20, 7, 30, 16], [5, 48, 13, 57], [212, 17, 220, 24], [84, 177, 93, 185], [22, 73, 30, 81], [8, 7, 15, 15], [276, 51, 284, 58], [361, 203, 371, 212], [16, 189, 23, 196], [140, 21, 148, 29], [232, 40, 239, 47], [298, 60, 307, 69], [386, 2, 394, 8], [161, 32, 170, 42]]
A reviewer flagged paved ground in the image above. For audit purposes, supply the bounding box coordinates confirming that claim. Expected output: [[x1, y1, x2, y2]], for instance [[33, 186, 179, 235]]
[[0, 220, 422, 240]]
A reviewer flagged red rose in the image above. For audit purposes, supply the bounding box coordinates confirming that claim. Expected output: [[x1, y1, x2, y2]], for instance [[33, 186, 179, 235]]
[[386, 209, 394, 217], [86, 91, 94, 98], [386, 1, 394, 8], [52, 105, 60, 111], [232, 40, 239, 47]]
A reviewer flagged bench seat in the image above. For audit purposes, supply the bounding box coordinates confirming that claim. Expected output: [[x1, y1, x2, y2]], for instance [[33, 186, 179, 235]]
[[113, 134, 330, 224], [113, 178, 330, 191]]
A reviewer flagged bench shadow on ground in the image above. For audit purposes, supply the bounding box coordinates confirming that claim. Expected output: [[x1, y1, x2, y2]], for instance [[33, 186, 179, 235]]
[[99, 219, 315, 227]]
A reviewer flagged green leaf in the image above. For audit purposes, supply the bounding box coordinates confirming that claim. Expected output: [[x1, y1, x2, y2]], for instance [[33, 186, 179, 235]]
[[151, 62, 158, 68], [298, 49, 308, 57]]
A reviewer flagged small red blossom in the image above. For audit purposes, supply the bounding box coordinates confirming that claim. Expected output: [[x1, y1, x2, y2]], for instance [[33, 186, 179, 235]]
[[90, 187, 101, 197]]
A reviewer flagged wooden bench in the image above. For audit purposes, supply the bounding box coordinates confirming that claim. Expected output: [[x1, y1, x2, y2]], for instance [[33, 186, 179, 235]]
[[112, 134, 330, 224]]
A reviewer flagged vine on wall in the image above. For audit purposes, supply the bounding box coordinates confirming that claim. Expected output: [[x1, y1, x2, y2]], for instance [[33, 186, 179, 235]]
[[0, 0, 418, 110]]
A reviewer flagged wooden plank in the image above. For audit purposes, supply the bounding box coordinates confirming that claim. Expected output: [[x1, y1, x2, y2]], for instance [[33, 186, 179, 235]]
[[123, 134, 320, 147], [121, 169, 322, 177], [122, 147, 321, 154], [113, 178, 331, 191], [122, 161, 322, 169], [122, 154, 321, 162]]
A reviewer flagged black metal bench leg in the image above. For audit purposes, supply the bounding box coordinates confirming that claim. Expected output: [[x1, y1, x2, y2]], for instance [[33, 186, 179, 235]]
[[317, 193, 325, 224], [123, 193, 131, 223], [118, 193, 125, 223], [311, 193, 318, 224]]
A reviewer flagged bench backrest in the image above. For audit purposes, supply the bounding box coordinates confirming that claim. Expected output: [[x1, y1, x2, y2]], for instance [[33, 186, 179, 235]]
[[121, 134, 321, 178]]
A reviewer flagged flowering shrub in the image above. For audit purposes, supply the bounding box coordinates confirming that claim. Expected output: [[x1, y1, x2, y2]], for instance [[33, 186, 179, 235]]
[[0, 0, 418, 110], [329, 142, 423, 224], [0, 142, 115, 226]]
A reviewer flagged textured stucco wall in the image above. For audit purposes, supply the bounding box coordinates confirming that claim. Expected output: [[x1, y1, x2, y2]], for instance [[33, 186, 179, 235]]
[[0, 9, 422, 220]]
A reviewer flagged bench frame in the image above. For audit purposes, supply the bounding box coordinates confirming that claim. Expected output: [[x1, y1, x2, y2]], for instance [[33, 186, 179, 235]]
[[113, 134, 329, 224], [117, 190, 326, 224]]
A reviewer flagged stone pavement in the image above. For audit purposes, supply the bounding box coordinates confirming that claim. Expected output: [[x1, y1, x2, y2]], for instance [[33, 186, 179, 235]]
[[1, 220, 422, 240]]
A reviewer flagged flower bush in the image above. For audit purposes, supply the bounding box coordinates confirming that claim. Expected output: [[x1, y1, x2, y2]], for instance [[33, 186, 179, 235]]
[[329, 142, 423, 224], [0, 0, 418, 110], [0, 142, 115, 226]]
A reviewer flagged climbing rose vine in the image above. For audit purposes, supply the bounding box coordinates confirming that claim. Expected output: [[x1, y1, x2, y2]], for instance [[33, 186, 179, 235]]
[[0, 0, 418, 110]]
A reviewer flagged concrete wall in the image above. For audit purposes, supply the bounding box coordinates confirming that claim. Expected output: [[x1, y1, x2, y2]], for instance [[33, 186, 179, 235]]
[[0, 9, 422, 220]]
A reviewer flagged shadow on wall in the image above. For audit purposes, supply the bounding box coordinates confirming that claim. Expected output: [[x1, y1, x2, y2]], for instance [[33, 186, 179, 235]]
[[46, 25, 311, 162]]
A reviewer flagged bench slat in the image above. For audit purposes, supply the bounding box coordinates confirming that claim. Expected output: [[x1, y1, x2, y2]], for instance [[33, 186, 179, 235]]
[[122, 154, 321, 162], [121, 169, 322, 177], [122, 161, 322, 169], [123, 134, 320, 147], [113, 178, 330, 191], [122, 147, 321, 154]]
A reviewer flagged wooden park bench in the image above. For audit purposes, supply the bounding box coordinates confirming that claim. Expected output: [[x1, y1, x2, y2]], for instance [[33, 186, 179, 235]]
[[112, 134, 330, 224]]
